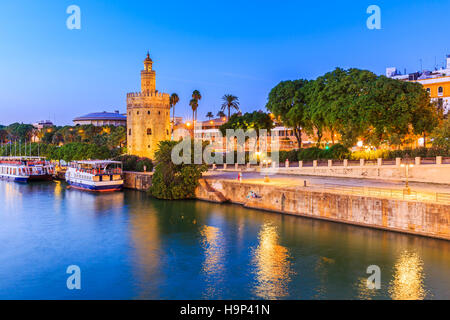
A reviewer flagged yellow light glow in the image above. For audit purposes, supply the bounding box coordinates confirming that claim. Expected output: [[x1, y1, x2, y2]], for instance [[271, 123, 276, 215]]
[[252, 223, 293, 299], [186, 122, 191, 127], [388, 251, 427, 300]]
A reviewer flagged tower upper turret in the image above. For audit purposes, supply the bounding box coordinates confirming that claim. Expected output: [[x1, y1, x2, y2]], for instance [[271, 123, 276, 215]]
[[141, 51, 156, 93]]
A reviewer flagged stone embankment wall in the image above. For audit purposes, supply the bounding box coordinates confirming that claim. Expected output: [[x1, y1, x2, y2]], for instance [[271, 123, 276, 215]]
[[199, 178, 450, 240], [123, 171, 450, 240], [123, 171, 152, 191]]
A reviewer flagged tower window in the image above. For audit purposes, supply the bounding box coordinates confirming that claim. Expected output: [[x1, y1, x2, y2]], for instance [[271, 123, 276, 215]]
[[158, 111, 161, 115], [137, 111, 140, 115], [166, 129, 169, 135], [148, 111, 150, 115], [148, 145, 151, 148], [147, 128, 152, 135], [128, 129, 131, 135]]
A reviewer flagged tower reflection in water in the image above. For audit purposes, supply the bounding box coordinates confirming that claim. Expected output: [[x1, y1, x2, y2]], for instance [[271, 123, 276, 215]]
[[127, 191, 162, 299], [389, 250, 428, 300], [251, 222, 294, 299]]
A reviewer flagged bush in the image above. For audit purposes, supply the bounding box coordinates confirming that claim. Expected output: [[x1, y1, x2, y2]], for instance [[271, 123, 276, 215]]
[[279, 150, 299, 162], [149, 140, 208, 200], [113, 154, 153, 172], [350, 147, 449, 160]]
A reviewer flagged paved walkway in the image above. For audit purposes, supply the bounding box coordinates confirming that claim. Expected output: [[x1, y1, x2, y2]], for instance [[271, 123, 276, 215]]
[[204, 170, 450, 194]]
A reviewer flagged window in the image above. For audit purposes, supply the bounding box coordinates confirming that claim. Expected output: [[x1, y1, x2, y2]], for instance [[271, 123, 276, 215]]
[[128, 129, 131, 135], [147, 128, 152, 135], [158, 111, 161, 115], [166, 129, 169, 135], [148, 111, 150, 115], [426, 88, 431, 94], [137, 111, 140, 115], [148, 145, 151, 148], [438, 86, 444, 96]]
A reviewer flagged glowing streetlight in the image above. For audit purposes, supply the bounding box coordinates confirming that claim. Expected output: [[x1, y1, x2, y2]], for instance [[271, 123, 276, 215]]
[[400, 163, 414, 193]]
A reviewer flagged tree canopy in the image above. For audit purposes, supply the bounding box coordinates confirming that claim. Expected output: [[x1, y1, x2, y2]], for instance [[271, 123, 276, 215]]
[[219, 111, 274, 137], [267, 68, 440, 148]]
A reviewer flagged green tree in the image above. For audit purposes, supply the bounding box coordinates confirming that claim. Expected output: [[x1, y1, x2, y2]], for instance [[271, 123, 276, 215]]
[[189, 98, 199, 129], [206, 111, 214, 120], [149, 140, 208, 200], [217, 110, 226, 118], [266, 79, 310, 148], [221, 94, 240, 120], [192, 90, 202, 121], [219, 111, 274, 137], [431, 119, 450, 151], [170, 93, 180, 133]]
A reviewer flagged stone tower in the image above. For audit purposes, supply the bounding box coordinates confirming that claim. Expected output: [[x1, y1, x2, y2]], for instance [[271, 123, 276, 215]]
[[127, 52, 171, 159]]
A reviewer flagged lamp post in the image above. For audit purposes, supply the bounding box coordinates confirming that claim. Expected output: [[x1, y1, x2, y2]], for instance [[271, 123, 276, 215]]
[[400, 163, 414, 194]]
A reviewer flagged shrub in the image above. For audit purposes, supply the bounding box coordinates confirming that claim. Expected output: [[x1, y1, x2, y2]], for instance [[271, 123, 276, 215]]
[[113, 154, 153, 172], [279, 150, 299, 162], [149, 140, 208, 200]]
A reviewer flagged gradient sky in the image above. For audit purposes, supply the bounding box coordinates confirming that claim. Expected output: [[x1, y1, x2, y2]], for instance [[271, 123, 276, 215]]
[[0, 0, 449, 125]]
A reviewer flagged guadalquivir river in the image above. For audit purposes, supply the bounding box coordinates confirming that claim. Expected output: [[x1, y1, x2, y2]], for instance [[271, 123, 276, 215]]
[[0, 180, 449, 300]]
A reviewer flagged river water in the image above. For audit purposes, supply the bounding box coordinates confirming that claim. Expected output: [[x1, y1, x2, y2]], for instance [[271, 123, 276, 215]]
[[0, 180, 449, 299]]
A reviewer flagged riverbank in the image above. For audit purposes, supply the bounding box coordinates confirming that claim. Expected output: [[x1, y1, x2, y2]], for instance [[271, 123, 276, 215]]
[[123, 171, 450, 240]]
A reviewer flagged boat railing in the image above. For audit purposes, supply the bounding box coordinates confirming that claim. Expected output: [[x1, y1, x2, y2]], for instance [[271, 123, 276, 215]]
[[71, 168, 123, 175]]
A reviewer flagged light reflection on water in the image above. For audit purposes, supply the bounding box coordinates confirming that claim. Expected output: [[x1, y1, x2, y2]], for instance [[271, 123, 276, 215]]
[[0, 180, 449, 299], [251, 223, 294, 299], [389, 251, 428, 300]]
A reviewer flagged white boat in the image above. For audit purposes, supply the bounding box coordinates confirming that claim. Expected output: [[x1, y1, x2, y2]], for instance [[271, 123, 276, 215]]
[[0, 157, 54, 182], [65, 160, 123, 192]]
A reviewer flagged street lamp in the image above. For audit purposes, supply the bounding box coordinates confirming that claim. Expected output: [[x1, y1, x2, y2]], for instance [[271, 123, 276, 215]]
[[400, 163, 414, 194]]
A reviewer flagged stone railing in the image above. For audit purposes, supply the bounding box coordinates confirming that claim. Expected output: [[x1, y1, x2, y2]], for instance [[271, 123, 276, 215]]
[[211, 156, 450, 184]]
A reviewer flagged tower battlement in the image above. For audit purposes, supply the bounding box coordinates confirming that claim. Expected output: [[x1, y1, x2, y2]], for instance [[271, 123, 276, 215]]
[[126, 91, 169, 98], [126, 52, 171, 159]]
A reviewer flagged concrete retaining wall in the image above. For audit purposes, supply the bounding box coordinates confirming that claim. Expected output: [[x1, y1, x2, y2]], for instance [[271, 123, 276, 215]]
[[201, 178, 450, 240], [123, 171, 152, 191]]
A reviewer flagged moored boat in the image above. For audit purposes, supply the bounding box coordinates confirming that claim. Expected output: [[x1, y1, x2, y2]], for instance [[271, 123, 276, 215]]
[[65, 160, 123, 192], [0, 157, 54, 182]]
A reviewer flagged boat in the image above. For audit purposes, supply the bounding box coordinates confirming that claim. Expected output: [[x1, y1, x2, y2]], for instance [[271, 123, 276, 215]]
[[0, 156, 54, 182], [65, 160, 123, 192]]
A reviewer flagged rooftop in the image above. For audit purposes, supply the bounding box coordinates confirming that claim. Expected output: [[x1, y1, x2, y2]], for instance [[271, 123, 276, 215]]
[[73, 111, 126, 121]]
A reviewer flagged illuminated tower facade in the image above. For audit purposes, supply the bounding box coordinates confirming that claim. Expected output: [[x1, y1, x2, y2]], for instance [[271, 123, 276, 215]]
[[127, 52, 171, 159]]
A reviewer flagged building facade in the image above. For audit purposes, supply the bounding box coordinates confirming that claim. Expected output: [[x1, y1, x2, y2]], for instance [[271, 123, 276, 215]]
[[73, 111, 126, 126], [387, 54, 450, 114], [126, 53, 171, 159]]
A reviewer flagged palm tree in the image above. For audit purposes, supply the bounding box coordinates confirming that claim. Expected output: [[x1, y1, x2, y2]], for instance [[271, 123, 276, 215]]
[[189, 98, 199, 133], [221, 94, 240, 120], [170, 93, 179, 136], [217, 111, 226, 118], [206, 112, 214, 120], [192, 90, 202, 122]]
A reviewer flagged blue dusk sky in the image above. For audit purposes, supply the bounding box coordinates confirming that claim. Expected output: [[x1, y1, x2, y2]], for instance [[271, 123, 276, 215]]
[[0, 0, 449, 125]]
